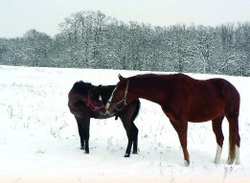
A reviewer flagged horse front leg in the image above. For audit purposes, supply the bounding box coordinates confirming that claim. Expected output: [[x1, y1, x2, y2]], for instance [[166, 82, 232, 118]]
[[179, 124, 190, 166], [169, 118, 190, 166]]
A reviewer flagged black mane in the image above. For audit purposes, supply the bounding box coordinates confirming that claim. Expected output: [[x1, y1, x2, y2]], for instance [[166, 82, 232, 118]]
[[72, 81, 95, 95]]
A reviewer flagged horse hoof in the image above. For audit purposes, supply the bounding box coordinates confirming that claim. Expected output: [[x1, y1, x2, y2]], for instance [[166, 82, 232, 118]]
[[214, 159, 220, 164], [84, 151, 89, 154], [132, 151, 138, 154], [235, 160, 241, 165], [226, 159, 234, 165], [124, 153, 130, 157], [80, 147, 84, 150], [184, 160, 190, 167]]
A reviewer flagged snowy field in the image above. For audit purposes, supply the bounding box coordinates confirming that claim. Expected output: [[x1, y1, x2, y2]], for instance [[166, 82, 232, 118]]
[[0, 65, 249, 183]]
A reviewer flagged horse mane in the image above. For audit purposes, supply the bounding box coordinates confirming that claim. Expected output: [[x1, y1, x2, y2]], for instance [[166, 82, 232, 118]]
[[130, 73, 187, 81], [72, 81, 95, 95], [129, 73, 164, 83], [129, 73, 153, 80]]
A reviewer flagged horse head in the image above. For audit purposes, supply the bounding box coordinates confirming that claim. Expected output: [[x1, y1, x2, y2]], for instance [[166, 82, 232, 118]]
[[106, 74, 131, 115], [87, 85, 106, 114]]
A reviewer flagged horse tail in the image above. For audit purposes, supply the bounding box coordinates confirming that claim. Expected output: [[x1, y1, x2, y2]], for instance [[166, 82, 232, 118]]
[[131, 99, 141, 122], [228, 123, 235, 162], [227, 114, 240, 164], [220, 79, 241, 164]]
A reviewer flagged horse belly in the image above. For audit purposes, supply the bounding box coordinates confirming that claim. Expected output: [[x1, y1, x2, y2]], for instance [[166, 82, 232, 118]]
[[188, 100, 224, 122]]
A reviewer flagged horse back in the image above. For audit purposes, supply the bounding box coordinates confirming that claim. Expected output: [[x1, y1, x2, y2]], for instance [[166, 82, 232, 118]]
[[177, 75, 240, 122]]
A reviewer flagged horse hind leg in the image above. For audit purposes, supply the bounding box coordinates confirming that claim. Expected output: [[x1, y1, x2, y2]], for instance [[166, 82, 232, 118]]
[[119, 116, 135, 157], [225, 114, 240, 165], [76, 117, 90, 154], [131, 100, 140, 154], [212, 114, 224, 164], [122, 122, 139, 157], [119, 101, 140, 157], [123, 122, 139, 157], [131, 122, 139, 154]]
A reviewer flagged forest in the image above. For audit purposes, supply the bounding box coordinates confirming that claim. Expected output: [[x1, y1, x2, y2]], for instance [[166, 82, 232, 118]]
[[0, 11, 250, 76]]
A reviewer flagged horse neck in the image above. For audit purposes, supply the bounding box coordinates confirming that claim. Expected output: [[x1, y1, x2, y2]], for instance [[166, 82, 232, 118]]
[[128, 77, 167, 104]]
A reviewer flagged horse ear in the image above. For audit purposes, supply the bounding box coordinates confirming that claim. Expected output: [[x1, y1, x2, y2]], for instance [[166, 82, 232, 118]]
[[95, 85, 102, 92], [118, 74, 125, 81]]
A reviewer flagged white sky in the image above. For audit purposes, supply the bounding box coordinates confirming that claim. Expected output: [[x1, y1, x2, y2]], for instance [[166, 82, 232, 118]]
[[1, 0, 250, 38]]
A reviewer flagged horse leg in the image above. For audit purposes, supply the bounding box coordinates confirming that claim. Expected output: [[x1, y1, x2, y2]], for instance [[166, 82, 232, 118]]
[[168, 117, 190, 166], [132, 122, 139, 154], [119, 114, 137, 157], [76, 118, 85, 150], [76, 117, 90, 154], [225, 114, 240, 165], [178, 121, 189, 166], [121, 119, 133, 157], [211, 114, 224, 164], [119, 102, 139, 157]]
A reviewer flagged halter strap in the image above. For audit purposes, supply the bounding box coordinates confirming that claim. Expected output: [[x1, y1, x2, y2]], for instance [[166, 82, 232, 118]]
[[87, 93, 105, 112], [107, 80, 129, 112]]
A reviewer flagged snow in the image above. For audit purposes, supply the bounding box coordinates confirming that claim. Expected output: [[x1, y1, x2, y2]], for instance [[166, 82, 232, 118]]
[[0, 65, 249, 183]]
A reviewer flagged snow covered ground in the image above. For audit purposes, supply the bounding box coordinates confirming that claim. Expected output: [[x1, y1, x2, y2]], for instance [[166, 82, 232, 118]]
[[0, 65, 249, 183]]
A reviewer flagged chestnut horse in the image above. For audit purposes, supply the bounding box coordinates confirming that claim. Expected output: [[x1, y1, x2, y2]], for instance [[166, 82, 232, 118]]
[[68, 81, 140, 157], [105, 73, 240, 166]]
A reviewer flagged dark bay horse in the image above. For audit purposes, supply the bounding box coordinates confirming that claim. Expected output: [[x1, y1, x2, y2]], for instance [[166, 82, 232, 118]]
[[68, 81, 140, 157], [105, 73, 241, 166]]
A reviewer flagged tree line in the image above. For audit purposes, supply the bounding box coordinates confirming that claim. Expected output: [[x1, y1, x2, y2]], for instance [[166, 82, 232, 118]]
[[1, 11, 250, 76]]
